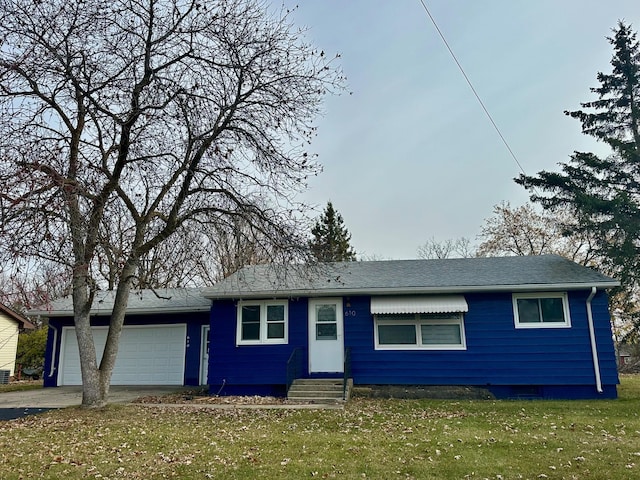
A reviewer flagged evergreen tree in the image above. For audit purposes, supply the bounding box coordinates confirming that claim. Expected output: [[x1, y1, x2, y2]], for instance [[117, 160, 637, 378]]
[[310, 202, 357, 262], [516, 21, 640, 290]]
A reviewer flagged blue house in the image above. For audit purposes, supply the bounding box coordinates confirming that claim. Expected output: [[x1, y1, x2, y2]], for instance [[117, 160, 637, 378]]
[[36, 255, 620, 400], [202, 255, 620, 399]]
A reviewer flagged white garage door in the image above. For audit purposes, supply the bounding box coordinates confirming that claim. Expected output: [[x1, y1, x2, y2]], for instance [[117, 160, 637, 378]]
[[59, 325, 187, 386]]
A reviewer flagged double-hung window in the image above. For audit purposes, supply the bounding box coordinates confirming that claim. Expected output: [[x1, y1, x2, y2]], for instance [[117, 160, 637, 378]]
[[512, 292, 570, 328], [237, 300, 288, 345], [374, 313, 467, 350]]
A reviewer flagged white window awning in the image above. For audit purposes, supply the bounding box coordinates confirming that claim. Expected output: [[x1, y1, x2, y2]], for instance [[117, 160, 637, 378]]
[[371, 295, 468, 314]]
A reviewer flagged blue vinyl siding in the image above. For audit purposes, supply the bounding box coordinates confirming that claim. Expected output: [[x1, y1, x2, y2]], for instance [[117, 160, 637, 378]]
[[347, 291, 618, 397], [208, 298, 309, 395], [209, 290, 618, 399], [43, 318, 62, 388]]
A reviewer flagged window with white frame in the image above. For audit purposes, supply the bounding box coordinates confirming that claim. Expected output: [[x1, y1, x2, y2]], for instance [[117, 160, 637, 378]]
[[512, 292, 570, 328], [374, 313, 466, 350], [237, 300, 288, 345]]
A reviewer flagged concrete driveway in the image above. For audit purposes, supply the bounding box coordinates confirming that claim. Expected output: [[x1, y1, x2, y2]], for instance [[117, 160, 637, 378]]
[[0, 386, 185, 409]]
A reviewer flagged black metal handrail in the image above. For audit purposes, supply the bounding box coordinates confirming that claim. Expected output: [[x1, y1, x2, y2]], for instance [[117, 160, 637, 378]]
[[343, 347, 352, 400], [286, 347, 304, 394]]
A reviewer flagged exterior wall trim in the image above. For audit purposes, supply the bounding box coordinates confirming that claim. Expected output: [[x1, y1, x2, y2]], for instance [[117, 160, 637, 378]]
[[586, 287, 603, 393], [205, 282, 618, 300]]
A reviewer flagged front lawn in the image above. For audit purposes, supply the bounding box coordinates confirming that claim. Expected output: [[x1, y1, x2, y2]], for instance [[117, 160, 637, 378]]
[[1, 377, 639, 479], [0, 380, 42, 393]]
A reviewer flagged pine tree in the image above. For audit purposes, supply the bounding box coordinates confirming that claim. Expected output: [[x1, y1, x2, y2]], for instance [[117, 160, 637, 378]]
[[516, 21, 640, 290], [310, 202, 357, 262]]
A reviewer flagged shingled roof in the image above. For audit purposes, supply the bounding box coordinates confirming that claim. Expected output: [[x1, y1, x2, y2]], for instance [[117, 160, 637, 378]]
[[29, 288, 211, 317], [202, 255, 619, 299]]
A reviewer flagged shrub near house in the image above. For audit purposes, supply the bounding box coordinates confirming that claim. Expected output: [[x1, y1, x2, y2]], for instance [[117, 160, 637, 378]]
[[16, 326, 48, 378]]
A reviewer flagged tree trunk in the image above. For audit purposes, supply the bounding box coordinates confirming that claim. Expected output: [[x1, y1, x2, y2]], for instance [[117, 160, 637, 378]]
[[96, 267, 135, 405], [73, 263, 136, 408], [74, 318, 104, 407], [71, 268, 104, 408]]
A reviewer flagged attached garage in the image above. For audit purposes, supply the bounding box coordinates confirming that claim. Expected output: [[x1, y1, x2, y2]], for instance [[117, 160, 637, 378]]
[[58, 325, 187, 386], [33, 288, 211, 388]]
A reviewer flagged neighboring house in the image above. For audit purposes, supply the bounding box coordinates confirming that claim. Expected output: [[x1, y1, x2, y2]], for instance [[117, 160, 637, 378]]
[[617, 343, 638, 371], [618, 344, 632, 367], [0, 303, 35, 378], [36, 255, 621, 400], [202, 255, 620, 399], [32, 289, 211, 387]]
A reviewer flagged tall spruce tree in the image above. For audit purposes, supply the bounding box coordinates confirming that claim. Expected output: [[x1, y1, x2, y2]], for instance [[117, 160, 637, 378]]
[[310, 202, 357, 262], [516, 21, 640, 289]]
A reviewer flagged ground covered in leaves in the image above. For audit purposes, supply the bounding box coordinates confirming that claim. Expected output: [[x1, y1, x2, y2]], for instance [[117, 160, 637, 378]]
[[1, 376, 640, 479], [133, 389, 289, 405]]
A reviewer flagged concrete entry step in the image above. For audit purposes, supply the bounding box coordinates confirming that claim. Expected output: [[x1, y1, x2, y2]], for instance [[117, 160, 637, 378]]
[[287, 378, 350, 403]]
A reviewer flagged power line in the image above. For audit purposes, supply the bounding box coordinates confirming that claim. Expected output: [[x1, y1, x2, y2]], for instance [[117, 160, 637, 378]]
[[417, 0, 528, 177]]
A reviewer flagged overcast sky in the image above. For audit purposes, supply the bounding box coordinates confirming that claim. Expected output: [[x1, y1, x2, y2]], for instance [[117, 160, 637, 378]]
[[282, 0, 640, 260]]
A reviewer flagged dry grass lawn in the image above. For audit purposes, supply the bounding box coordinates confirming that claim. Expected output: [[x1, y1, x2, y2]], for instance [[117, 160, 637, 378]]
[[1, 376, 639, 479]]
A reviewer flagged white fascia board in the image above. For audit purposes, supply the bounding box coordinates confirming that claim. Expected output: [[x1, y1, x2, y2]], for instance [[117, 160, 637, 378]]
[[30, 306, 211, 317], [205, 281, 620, 300]]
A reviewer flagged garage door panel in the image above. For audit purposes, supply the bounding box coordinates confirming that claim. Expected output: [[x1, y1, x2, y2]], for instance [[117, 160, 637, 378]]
[[59, 325, 186, 386]]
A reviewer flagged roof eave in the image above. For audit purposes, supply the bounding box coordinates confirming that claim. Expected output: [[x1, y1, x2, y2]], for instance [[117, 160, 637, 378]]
[[29, 305, 211, 318], [204, 281, 620, 300], [0, 304, 34, 328]]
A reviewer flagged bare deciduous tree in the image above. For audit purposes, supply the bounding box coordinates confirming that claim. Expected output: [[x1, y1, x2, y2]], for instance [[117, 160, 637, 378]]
[[476, 202, 599, 264], [0, 0, 343, 406], [206, 216, 276, 280], [417, 237, 474, 259], [0, 262, 70, 315], [135, 216, 277, 286]]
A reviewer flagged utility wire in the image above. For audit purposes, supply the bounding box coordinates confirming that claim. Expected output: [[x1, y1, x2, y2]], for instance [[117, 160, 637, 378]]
[[418, 0, 528, 177]]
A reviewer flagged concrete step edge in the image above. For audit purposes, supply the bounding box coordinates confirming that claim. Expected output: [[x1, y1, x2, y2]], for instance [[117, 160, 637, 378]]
[[288, 385, 344, 391], [287, 390, 344, 396], [291, 379, 343, 385], [287, 397, 345, 403]]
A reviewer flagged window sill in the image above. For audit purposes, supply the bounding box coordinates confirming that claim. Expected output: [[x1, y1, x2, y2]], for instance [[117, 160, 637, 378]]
[[375, 345, 467, 351], [236, 339, 288, 346], [514, 322, 571, 329]]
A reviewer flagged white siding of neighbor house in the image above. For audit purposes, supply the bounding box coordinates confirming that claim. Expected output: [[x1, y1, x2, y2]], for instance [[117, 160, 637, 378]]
[[0, 313, 19, 377]]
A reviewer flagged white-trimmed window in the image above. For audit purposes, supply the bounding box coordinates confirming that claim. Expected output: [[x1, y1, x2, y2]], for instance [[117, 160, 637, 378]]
[[512, 292, 571, 328], [374, 313, 467, 350], [237, 300, 288, 345]]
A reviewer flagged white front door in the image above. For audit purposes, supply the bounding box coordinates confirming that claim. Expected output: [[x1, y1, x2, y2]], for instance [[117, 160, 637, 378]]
[[308, 298, 344, 373], [200, 326, 210, 385]]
